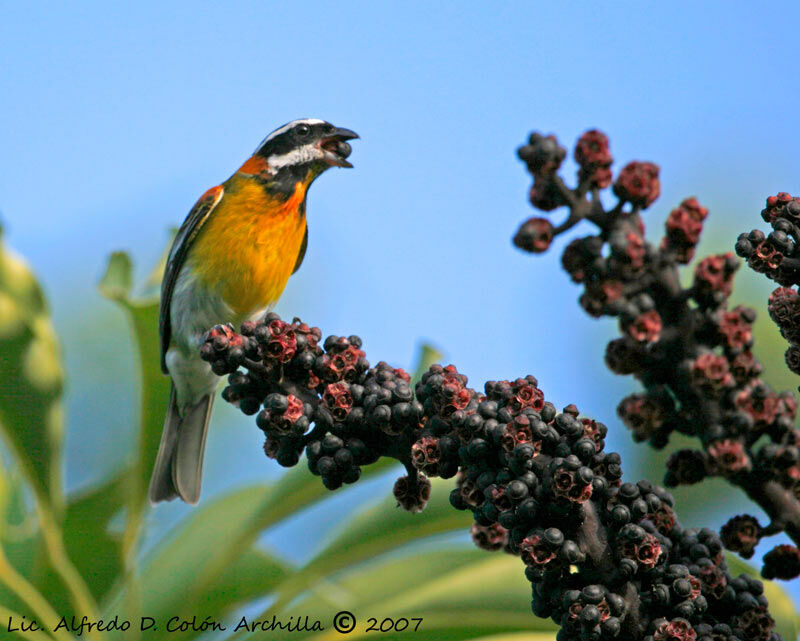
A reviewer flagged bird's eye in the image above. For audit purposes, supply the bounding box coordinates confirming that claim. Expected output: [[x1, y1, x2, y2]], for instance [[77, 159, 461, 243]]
[[296, 124, 311, 138]]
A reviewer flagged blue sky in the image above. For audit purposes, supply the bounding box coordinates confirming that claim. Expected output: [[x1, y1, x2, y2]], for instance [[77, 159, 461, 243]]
[[3, 0, 800, 604]]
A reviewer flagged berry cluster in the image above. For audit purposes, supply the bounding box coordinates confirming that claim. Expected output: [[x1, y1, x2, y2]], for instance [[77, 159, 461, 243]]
[[736, 195, 800, 380], [202, 314, 414, 492], [514, 129, 800, 580], [202, 313, 782, 641], [736, 194, 800, 286]]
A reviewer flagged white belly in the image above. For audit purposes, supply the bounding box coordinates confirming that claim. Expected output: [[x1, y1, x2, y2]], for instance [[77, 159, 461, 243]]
[[166, 266, 269, 408]]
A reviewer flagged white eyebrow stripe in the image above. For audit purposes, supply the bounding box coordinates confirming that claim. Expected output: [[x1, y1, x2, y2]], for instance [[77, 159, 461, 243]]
[[254, 118, 326, 152]]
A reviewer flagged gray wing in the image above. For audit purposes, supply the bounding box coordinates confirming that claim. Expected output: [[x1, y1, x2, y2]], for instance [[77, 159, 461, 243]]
[[159, 185, 224, 373]]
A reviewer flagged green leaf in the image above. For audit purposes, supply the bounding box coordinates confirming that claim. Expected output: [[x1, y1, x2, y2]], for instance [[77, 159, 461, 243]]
[[0, 461, 33, 618], [192, 548, 289, 617], [368, 554, 542, 616], [98, 251, 133, 302], [726, 553, 800, 641], [0, 224, 46, 314], [0, 465, 69, 621], [241, 477, 473, 635], [175, 458, 396, 608], [471, 635, 556, 641], [3, 473, 128, 621], [104, 460, 395, 636], [62, 473, 125, 601], [0, 234, 97, 625], [411, 342, 444, 385], [241, 616, 552, 641], [293, 548, 488, 613], [124, 484, 289, 622], [123, 541, 288, 641], [232, 617, 550, 641], [0, 229, 64, 513], [98, 250, 170, 560], [0, 604, 58, 641], [118, 298, 170, 546], [0, 456, 10, 536], [236, 545, 556, 641], [309, 478, 470, 576]]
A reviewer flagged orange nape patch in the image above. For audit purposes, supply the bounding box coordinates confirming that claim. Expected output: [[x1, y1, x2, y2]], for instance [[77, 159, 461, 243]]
[[188, 178, 308, 316], [200, 184, 224, 203], [237, 155, 271, 176]]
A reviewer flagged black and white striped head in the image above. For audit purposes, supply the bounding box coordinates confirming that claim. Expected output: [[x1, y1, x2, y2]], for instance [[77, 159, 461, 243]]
[[254, 119, 358, 175]]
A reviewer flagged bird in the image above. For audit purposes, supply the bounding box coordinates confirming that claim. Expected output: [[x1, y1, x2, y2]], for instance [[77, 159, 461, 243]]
[[149, 118, 358, 504]]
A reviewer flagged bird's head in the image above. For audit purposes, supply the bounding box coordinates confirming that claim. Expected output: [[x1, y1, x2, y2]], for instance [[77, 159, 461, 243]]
[[245, 119, 358, 192]]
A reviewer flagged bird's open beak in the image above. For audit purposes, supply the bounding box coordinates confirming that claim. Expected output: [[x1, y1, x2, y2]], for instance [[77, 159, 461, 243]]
[[319, 127, 359, 168]]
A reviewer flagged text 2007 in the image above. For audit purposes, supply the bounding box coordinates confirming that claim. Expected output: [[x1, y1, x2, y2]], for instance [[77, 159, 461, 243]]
[[365, 617, 423, 633]]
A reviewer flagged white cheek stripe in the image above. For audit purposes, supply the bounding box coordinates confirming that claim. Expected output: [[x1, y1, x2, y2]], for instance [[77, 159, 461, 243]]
[[255, 118, 326, 153], [267, 143, 324, 169]]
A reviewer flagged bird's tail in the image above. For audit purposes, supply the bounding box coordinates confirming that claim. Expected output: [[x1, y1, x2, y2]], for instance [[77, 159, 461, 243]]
[[148, 384, 214, 505]]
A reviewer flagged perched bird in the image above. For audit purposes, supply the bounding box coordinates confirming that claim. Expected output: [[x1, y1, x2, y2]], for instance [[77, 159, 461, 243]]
[[149, 119, 358, 504]]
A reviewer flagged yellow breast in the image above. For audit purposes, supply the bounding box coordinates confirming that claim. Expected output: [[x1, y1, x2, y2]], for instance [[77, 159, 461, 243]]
[[189, 176, 307, 316]]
